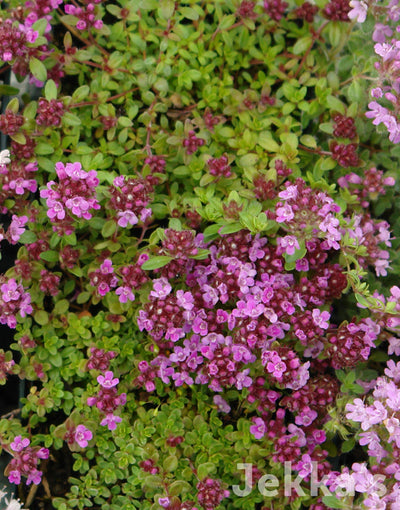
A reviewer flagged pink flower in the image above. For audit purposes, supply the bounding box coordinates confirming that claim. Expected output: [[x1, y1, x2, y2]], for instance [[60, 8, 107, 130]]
[[100, 414, 122, 430], [278, 185, 298, 200], [278, 235, 300, 255], [8, 470, 21, 484], [295, 454, 314, 478], [295, 407, 317, 426], [312, 309, 330, 329], [74, 425, 92, 448], [115, 286, 135, 303], [295, 258, 309, 271], [1, 279, 20, 302], [7, 215, 28, 244], [158, 497, 171, 508], [150, 278, 172, 299], [10, 435, 30, 452], [250, 417, 266, 439], [275, 203, 294, 223], [213, 395, 231, 413], [372, 23, 392, 43], [264, 351, 286, 379], [117, 210, 138, 227], [348, 0, 368, 23], [97, 371, 119, 388]]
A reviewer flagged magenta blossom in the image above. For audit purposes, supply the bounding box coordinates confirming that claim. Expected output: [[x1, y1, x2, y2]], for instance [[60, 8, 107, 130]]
[[97, 371, 119, 388], [250, 417, 266, 439], [100, 413, 122, 431], [278, 235, 300, 255], [74, 425, 93, 448]]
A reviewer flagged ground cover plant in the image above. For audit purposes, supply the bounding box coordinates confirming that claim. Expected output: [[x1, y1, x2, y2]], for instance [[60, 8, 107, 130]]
[[0, 0, 400, 509]]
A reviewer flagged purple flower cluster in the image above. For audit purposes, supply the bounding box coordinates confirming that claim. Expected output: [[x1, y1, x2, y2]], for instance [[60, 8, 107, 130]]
[[263, 0, 288, 21], [338, 167, 395, 207], [196, 478, 229, 510], [0, 19, 38, 64], [64, 0, 103, 31], [87, 347, 117, 371], [328, 358, 400, 507], [108, 175, 152, 228], [135, 224, 363, 400], [5, 436, 49, 485], [89, 259, 118, 297], [90, 256, 150, 302], [0, 278, 33, 328], [322, 0, 351, 21], [272, 178, 342, 250], [207, 155, 232, 178], [24, 0, 64, 28], [363, 2, 400, 143], [183, 130, 205, 155], [345, 214, 392, 276], [0, 153, 37, 213], [87, 370, 126, 431], [40, 161, 100, 232], [36, 98, 65, 127]]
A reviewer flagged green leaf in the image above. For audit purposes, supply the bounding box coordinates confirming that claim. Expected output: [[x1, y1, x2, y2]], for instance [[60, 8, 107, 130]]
[[181, 6, 199, 20], [101, 220, 117, 238], [10, 133, 26, 145], [163, 455, 178, 472], [63, 112, 81, 126], [355, 293, 370, 308], [141, 256, 173, 270], [219, 14, 236, 30], [239, 153, 259, 167], [65, 233, 77, 246], [320, 157, 336, 171], [34, 310, 49, 326], [189, 249, 210, 260], [29, 57, 47, 82], [19, 231, 37, 244], [35, 143, 54, 155], [258, 132, 280, 152], [347, 79, 363, 103], [292, 36, 312, 55], [40, 250, 59, 262], [54, 299, 70, 315], [77, 292, 91, 304], [197, 462, 216, 480], [219, 222, 242, 235], [0, 85, 19, 96], [326, 95, 345, 115], [321, 495, 348, 509], [319, 122, 333, 134], [51, 352, 62, 367], [168, 218, 182, 230], [280, 133, 298, 150], [31, 18, 48, 37], [72, 85, 90, 102], [106, 4, 122, 17], [44, 79, 57, 101], [341, 438, 355, 453], [299, 135, 317, 148], [6, 98, 19, 114], [158, 0, 175, 19], [118, 116, 133, 127]]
